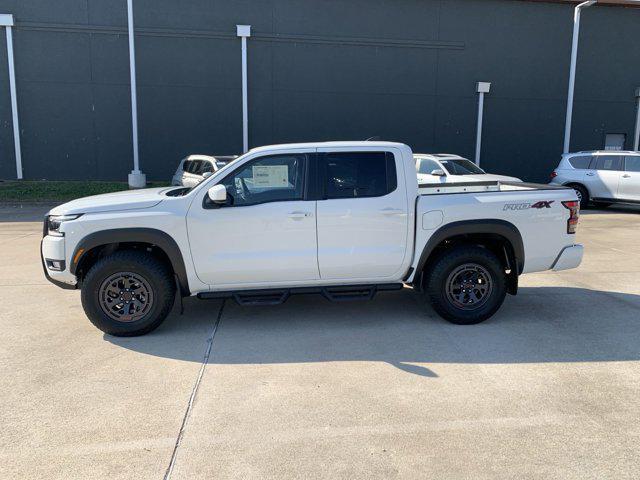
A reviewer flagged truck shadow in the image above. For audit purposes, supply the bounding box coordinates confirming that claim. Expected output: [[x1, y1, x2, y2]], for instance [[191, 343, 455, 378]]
[[105, 286, 640, 377]]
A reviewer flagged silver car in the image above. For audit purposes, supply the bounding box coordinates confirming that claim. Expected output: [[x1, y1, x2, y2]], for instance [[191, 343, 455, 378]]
[[549, 151, 640, 208]]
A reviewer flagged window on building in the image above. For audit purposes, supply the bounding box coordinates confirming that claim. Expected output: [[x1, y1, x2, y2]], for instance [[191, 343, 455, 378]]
[[604, 133, 626, 151], [323, 152, 397, 199]]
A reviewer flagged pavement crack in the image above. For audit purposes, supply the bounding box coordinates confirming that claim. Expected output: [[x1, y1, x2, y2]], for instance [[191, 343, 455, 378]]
[[163, 299, 226, 480]]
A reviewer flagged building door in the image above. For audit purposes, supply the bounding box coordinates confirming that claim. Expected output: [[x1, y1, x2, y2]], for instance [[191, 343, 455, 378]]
[[604, 133, 626, 151]]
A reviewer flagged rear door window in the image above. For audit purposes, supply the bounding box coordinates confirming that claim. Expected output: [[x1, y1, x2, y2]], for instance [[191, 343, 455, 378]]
[[625, 156, 640, 172], [322, 152, 397, 199], [182, 160, 191, 173], [594, 156, 623, 171], [568, 155, 592, 169]]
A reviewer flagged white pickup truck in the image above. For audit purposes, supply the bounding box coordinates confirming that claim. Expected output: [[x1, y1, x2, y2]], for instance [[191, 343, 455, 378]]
[[42, 142, 583, 336]]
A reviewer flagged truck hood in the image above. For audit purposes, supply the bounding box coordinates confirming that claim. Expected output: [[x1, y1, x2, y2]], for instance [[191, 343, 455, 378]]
[[48, 187, 168, 215]]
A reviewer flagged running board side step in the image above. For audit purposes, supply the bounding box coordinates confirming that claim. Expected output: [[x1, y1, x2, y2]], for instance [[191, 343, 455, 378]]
[[197, 283, 403, 306]]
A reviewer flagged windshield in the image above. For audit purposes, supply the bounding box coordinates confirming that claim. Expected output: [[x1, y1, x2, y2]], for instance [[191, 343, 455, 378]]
[[440, 159, 484, 175]]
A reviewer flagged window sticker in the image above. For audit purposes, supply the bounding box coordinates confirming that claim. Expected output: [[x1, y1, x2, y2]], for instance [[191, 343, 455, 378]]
[[252, 165, 289, 188]]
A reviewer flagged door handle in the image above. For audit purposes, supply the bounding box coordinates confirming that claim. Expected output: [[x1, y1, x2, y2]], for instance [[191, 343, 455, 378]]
[[287, 211, 312, 220], [585, 172, 595, 176], [622, 174, 631, 178], [379, 207, 405, 216]]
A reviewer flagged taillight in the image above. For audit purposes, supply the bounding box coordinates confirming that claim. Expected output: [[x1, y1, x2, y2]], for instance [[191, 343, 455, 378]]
[[562, 200, 579, 234], [550, 171, 558, 180]]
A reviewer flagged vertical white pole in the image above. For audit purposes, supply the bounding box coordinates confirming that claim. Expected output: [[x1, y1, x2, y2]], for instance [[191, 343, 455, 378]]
[[563, 1, 596, 154], [634, 89, 640, 151], [241, 36, 248, 153], [474, 82, 490, 167], [237, 25, 251, 153], [127, 0, 145, 188], [5, 26, 22, 179], [475, 92, 485, 166]]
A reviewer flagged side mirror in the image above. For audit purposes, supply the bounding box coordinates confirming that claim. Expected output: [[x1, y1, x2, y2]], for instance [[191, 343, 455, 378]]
[[207, 184, 227, 203], [431, 169, 446, 177], [202, 171, 213, 179]]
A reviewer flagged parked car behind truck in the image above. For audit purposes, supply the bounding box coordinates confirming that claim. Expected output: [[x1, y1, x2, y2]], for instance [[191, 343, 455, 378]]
[[42, 141, 583, 336], [171, 154, 238, 187], [415, 153, 521, 184], [550, 150, 640, 209]]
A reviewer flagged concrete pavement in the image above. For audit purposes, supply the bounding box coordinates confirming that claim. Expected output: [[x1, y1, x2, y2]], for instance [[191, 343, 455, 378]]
[[1, 204, 639, 479]]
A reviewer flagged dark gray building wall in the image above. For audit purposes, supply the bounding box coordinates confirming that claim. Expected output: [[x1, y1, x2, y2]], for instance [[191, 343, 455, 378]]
[[0, 0, 638, 182]]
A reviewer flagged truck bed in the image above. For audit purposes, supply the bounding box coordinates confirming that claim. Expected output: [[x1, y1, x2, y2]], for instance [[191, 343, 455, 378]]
[[413, 181, 578, 275]]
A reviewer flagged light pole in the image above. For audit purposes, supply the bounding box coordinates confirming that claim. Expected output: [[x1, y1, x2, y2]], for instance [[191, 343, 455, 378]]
[[634, 87, 640, 151], [126, 0, 146, 188], [237, 25, 251, 154], [0, 14, 22, 179], [475, 82, 491, 166], [563, 0, 596, 154]]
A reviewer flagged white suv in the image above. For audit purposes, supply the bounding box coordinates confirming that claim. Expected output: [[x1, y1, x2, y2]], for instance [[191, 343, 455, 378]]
[[550, 151, 640, 209]]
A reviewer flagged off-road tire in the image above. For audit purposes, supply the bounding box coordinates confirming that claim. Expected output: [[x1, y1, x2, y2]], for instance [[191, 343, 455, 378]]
[[424, 246, 507, 325], [81, 250, 175, 336]]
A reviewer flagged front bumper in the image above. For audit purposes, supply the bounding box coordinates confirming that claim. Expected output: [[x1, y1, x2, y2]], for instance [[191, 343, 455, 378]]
[[41, 235, 77, 289], [551, 244, 584, 271]]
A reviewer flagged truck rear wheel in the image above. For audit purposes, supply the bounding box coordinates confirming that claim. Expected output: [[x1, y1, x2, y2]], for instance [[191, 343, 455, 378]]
[[80, 250, 176, 336], [424, 246, 507, 325]]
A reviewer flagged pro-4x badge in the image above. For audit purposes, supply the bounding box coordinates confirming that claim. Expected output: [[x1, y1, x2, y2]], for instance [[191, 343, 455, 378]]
[[531, 201, 555, 209], [503, 200, 555, 211]]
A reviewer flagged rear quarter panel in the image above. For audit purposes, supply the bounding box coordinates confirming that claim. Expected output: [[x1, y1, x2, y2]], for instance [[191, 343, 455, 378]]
[[414, 188, 579, 274]]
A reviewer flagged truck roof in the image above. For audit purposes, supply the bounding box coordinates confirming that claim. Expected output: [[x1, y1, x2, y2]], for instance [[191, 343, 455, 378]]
[[248, 141, 408, 154]]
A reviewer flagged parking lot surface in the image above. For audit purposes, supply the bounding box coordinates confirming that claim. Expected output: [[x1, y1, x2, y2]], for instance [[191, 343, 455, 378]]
[[1, 204, 639, 479]]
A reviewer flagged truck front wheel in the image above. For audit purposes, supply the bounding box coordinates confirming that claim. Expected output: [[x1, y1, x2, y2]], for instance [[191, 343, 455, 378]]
[[424, 246, 507, 325], [80, 250, 176, 336]]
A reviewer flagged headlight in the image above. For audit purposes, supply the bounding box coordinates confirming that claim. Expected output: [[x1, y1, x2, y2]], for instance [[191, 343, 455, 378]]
[[46, 214, 82, 236]]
